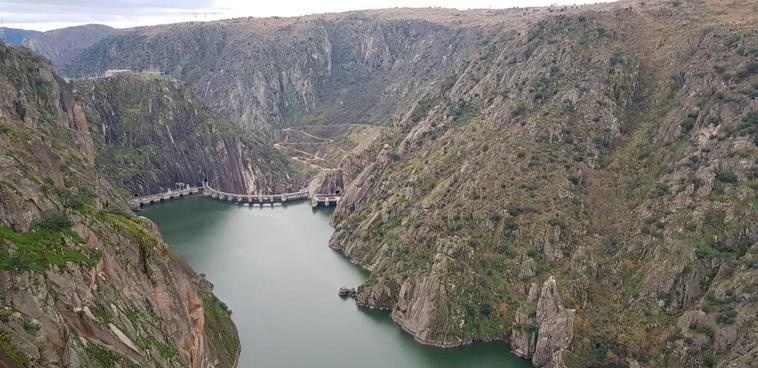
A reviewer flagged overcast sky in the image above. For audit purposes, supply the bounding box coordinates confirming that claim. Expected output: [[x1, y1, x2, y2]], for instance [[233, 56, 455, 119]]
[[0, 0, 615, 31]]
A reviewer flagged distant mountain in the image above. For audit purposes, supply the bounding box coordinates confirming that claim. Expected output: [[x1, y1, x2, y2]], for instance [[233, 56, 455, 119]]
[[22, 24, 120, 68], [0, 27, 40, 45]]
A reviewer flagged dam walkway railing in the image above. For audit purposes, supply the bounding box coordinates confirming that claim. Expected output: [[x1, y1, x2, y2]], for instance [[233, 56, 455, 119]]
[[128, 185, 339, 209]]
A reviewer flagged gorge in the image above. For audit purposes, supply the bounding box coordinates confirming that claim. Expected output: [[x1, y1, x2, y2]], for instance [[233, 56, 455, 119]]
[[0, 0, 756, 367]]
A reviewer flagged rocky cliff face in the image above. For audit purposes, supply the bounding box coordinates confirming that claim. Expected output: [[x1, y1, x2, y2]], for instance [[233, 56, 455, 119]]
[[23, 24, 119, 69], [0, 42, 239, 368], [511, 277, 575, 367], [73, 74, 298, 196], [61, 10, 503, 138]]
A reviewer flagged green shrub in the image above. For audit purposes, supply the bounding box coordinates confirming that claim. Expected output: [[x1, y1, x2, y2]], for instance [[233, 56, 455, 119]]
[[37, 213, 72, 231], [84, 110, 98, 123], [548, 217, 565, 228], [716, 310, 737, 325], [680, 117, 696, 133], [59, 188, 95, 212], [741, 111, 757, 128], [496, 243, 518, 257], [689, 323, 715, 339], [735, 62, 758, 80], [505, 206, 534, 216], [14, 102, 26, 120], [716, 171, 738, 184], [502, 219, 519, 239], [702, 352, 718, 368], [511, 104, 526, 118], [653, 183, 670, 197], [84, 342, 140, 368], [22, 320, 40, 333], [593, 136, 613, 149]]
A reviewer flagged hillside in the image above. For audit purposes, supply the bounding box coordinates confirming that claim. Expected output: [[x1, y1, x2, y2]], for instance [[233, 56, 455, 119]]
[[61, 9, 512, 138], [329, 1, 758, 367], [23, 24, 119, 69], [0, 42, 239, 368], [53, 0, 758, 367], [73, 74, 299, 196]]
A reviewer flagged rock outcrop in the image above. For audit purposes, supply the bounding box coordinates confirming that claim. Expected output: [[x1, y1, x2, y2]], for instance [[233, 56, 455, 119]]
[[0, 41, 239, 368], [511, 277, 575, 368], [338, 287, 357, 298], [533, 277, 575, 367]]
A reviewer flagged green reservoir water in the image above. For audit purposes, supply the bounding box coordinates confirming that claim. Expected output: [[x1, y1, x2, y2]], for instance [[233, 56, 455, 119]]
[[141, 198, 531, 368]]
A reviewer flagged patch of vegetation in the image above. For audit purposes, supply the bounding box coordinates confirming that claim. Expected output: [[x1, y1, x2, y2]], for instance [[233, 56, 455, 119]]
[[14, 102, 26, 120], [548, 217, 565, 228], [22, 320, 41, 334], [83, 341, 142, 368], [680, 111, 698, 133], [0, 331, 29, 364], [716, 310, 737, 325], [0, 216, 97, 273], [124, 309, 140, 327], [89, 306, 109, 322], [738, 112, 757, 138], [501, 216, 520, 239], [689, 323, 715, 339], [593, 136, 613, 149], [136, 336, 177, 359], [84, 110, 98, 123], [59, 187, 95, 212], [479, 303, 493, 316], [447, 99, 478, 123], [511, 104, 526, 118], [381, 226, 401, 247], [715, 170, 738, 184], [533, 77, 557, 101], [735, 62, 758, 80]]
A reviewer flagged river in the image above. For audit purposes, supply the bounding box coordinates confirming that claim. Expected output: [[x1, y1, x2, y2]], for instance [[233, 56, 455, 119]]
[[141, 197, 532, 368]]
